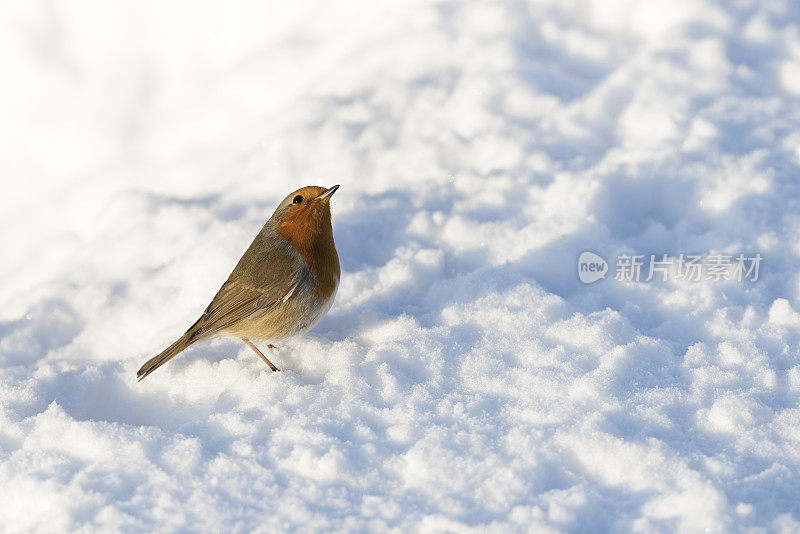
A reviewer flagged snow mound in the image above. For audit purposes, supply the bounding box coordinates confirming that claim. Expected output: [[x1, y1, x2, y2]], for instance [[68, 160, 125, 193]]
[[2, 0, 800, 531]]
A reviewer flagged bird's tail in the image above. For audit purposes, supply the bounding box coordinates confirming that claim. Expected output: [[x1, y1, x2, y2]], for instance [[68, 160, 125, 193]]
[[137, 330, 196, 381]]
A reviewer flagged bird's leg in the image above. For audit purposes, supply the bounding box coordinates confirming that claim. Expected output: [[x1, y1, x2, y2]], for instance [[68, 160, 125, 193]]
[[241, 338, 279, 372]]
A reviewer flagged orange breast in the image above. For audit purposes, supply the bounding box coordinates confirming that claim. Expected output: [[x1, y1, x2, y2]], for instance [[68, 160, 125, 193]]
[[276, 201, 340, 300]]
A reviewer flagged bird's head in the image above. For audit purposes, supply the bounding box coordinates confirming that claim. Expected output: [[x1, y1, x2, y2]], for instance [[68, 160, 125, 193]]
[[273, 184, 338, 239], [272, 185, 340, 289]]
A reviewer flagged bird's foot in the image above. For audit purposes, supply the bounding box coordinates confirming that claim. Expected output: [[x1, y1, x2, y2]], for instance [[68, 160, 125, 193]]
[[241, 338, 279, 372]]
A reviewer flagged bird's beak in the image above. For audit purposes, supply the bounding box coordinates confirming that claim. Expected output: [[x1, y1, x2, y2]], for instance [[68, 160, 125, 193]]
[[315, 184, 339, 201]]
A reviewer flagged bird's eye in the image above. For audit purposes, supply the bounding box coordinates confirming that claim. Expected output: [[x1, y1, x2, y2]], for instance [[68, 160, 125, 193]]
[[292, 195, 303, 204]]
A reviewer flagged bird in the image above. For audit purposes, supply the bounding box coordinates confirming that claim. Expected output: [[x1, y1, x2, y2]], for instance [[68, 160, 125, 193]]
[[137, 185, 340, 381]]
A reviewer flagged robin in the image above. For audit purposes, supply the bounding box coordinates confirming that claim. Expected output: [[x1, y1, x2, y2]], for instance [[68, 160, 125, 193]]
[[137, 185, 340, 381]]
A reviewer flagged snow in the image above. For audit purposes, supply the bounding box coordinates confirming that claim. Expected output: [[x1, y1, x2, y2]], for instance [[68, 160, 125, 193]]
[[2, 0, 800, 531]]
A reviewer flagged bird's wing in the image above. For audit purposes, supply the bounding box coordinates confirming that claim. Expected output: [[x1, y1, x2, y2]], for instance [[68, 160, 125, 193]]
[[187, 233, 306, 341], [194, 279, 295, 335]]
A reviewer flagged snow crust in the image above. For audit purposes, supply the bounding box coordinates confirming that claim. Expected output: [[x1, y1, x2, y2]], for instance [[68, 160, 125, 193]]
[[2, 1, 800, 531]]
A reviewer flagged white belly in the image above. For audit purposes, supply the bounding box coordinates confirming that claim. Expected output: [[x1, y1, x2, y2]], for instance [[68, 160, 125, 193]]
[[287, 279, 338, 337]]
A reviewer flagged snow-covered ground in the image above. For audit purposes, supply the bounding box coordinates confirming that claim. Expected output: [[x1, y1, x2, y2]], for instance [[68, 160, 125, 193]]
[[3, 0, 800, 531]]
